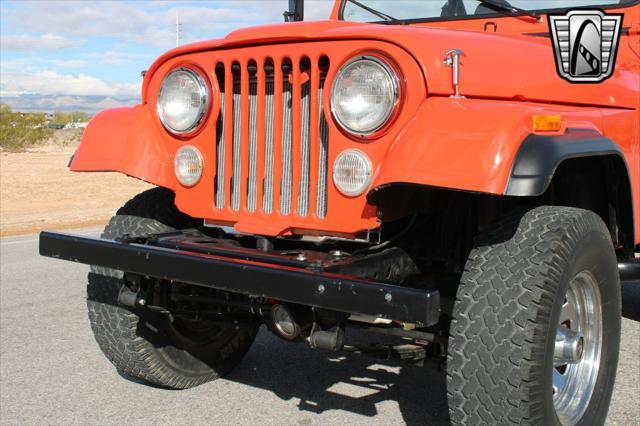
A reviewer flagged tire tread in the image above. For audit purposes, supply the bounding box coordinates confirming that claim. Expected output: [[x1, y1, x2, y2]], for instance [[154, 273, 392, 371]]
[[87, 187, 256, 389], [446, 206, 614, 425]]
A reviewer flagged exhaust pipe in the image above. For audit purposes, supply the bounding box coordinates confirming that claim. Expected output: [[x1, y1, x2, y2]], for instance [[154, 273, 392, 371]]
[[619, 258, 640, 283], [265, 304, 311, 341]]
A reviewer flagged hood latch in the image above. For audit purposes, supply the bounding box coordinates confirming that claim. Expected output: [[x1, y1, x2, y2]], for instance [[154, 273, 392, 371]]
[[444, 49, 465, 99]]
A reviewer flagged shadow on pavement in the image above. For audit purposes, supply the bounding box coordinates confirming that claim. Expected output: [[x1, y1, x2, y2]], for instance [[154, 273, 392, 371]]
[[226, 281, 640, 424], [113, 281, 639, 424], [622, 281, 640, 321], [228, 328, 450, 426]]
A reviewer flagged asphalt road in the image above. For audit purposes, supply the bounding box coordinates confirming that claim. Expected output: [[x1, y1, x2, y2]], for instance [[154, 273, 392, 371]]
[[1, 230, 638, 425]]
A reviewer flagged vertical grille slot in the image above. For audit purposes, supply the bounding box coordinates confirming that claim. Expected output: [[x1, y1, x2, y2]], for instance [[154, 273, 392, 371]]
[[280, 59, 293, 216], [213, 55, 330, 220], [263, 59, 275, 214], [231, 62, 242, 211], [317, 84, 329, 219], [316, 56, 330, 219], [298, 76, 311, 217], [214, 63, 226, 209], [298, 58, 312, 217], [247, 61, 258, 213]]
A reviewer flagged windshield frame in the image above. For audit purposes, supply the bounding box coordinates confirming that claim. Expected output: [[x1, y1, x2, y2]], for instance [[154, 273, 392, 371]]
[[337, 0, 639, 24]]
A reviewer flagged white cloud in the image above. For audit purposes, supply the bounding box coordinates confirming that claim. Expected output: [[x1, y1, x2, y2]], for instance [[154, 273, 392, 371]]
[[0, 58, 34, 72], [2, 1, 336, 50], [0, 69, 140, 99], [84, 51, 139, 66], [0, 33, 84, 51], [49, 59, 91, 68], [0, 0, 336, 113], [3, 1, 247, 50]]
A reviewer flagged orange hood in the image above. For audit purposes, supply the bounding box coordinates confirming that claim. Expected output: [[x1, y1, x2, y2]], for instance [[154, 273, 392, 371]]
[[143, 20, 638, 109]]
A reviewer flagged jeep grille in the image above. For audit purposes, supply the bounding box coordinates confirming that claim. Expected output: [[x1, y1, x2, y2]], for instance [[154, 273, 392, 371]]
[[213, 57, 330, 218]]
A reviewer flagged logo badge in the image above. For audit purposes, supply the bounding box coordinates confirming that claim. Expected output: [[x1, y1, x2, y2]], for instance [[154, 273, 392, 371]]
[[548, 10, 623, 83]]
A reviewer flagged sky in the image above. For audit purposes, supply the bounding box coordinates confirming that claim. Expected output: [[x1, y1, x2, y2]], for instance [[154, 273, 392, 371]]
[[0, 0, 335, 113], [1, 0, 624, 113]]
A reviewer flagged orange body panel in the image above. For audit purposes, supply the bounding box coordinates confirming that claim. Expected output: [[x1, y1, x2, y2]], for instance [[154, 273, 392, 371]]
[[72, 2, 640, 243], [373, 97, 608, 193]]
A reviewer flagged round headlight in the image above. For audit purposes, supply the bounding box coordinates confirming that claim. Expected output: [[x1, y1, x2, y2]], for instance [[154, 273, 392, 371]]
[[174, 146, 203, 187], [331, 56, 399, 136], [158, 67, 210, 135], [333, 149, 373, 197]]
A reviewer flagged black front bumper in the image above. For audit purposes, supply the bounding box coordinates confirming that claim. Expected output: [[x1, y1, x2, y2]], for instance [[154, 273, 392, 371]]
[[39, 231, 440, 326]]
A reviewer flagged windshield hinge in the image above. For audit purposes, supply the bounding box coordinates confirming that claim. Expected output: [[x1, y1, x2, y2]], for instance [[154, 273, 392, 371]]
[[444, 49, 465, 99]]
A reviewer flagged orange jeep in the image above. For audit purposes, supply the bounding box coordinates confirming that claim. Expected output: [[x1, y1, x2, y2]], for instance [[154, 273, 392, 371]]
[[40, 1, 639, 424]]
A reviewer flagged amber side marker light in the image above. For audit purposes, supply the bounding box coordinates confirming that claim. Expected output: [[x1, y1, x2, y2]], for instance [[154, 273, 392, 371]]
[[533, 115, 562, 132]]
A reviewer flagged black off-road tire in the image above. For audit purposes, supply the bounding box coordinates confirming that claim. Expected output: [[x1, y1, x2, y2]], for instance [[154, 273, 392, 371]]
[[447, 206, 621, 425], [87, 187, 259, 389]]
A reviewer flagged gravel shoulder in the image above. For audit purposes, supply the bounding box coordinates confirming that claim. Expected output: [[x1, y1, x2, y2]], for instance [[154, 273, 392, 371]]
[[0, 145, 151, 237]]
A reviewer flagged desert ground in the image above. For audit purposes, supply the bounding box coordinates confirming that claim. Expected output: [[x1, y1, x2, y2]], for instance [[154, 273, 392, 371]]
[[0, 133, 152, 236]]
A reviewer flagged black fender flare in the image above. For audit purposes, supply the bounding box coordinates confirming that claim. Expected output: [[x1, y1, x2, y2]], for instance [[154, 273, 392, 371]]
[[505, 131, 628, 196]]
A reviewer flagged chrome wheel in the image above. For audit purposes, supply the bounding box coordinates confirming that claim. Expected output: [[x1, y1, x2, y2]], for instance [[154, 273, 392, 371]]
[[553, 271, 603, 425]]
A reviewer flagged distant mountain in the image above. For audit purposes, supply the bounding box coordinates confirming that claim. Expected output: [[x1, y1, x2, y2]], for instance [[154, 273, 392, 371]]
[[0, 95, 139, 114]]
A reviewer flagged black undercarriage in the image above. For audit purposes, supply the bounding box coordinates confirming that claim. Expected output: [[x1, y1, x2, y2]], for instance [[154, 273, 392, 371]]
[[40, 227, 448, 359], [39, 193, 638, 361]]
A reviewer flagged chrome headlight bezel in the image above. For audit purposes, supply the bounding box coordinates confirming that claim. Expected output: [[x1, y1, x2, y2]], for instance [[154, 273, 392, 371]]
[[157, 66, 211, 137], [330, 55, 400, 138]]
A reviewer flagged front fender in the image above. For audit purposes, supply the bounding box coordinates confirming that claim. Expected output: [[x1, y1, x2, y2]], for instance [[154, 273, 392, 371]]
[[370, 97, 605, 196], [70, 106, 175, 189]]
